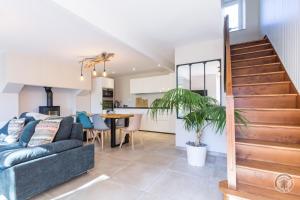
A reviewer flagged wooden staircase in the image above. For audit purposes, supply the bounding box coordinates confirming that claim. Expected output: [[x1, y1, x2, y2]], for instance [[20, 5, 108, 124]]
[[220, 17, 300, 200]]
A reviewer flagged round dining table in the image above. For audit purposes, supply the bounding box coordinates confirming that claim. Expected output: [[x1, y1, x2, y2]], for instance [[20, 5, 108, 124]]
[[101, 114, 134, 148]]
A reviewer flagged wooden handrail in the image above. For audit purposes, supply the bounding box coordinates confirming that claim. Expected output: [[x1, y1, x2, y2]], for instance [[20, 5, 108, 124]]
[[224, 15, 233, 95], [224, 15, 237, 189]]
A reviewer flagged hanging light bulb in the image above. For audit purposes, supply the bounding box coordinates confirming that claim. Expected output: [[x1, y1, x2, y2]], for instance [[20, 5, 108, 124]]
[[92, 64, 97, 76], [80, 61, 84, 81], [102, 61, 107, 77], [102, 70, 107, 77], [80, 74, 84, 81]]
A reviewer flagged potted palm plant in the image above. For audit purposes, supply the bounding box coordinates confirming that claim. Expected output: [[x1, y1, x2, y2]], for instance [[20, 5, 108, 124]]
[[149, 88, 246, 167]]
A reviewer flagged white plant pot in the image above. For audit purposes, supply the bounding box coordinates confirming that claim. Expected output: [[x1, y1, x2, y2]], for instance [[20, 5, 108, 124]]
[[186, 143, 207, 167]]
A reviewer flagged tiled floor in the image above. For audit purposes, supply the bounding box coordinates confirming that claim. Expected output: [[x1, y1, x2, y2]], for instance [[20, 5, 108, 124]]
[[32, 132, 226, 200]]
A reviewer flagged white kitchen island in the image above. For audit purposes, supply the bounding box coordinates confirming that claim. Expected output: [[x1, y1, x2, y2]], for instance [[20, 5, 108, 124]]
[[114, 108, 176, 134]]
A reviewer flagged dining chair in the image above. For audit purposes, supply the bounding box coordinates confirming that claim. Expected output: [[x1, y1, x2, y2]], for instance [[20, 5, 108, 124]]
[[119, 114, 143, 150], [77, 112, 96, 144], [91, 114, 110, 149]]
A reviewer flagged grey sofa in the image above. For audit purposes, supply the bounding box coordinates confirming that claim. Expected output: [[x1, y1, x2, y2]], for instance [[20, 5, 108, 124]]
[[0, 116, 95, 200]]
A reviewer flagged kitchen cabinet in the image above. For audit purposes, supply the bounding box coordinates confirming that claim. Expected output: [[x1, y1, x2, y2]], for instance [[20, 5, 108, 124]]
[[91, 77, 114, 114], [130, 73, 175, 94]]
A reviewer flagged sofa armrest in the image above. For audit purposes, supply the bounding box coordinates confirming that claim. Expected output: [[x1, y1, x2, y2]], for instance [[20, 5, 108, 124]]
[[0, 143, 23, 153], [0, 139, 83, 170], [0, 146, 52, 170], [45, 139, 83, 153]]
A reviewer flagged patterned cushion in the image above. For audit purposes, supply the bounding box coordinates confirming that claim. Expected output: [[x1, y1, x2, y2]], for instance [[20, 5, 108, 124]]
[[3, 119, 26, 144], [28, 118, 62, 147]]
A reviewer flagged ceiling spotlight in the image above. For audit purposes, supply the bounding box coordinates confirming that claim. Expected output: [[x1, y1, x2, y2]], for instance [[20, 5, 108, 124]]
[[158, 64, 161, 67], [132, 67, 136, 71]]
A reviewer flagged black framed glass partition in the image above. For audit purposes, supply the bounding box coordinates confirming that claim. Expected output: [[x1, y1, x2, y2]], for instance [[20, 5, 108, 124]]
[[176, 59, 222, 118]]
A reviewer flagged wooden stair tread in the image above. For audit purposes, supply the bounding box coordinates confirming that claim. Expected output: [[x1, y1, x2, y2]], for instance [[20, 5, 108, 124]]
[[232, 62, 281, 70], [232, 71, 285, 78], [236, 139, 300, 150], [234, 94, 298, 98], [232, 55, 277, 63], [232, 48, 274, 56], [236, 122, 300, 129], [237, 159, 300, 177], [231, 39, 268, 48], [233, 81, 290, 87], [236, 108, 300, 111], [231, 42, 271, 50], [219, 180, 300, 200]]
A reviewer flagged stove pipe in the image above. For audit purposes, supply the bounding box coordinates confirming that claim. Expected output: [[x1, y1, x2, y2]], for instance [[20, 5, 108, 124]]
[[44, 87, 53, 107]]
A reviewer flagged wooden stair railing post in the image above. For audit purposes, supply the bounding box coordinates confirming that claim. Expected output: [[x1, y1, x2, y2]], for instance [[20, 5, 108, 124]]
[[224, 15, 237, 189]]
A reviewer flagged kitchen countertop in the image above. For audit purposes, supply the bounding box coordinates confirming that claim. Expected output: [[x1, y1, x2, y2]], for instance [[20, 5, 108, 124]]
[[114, 107, 168, 109]]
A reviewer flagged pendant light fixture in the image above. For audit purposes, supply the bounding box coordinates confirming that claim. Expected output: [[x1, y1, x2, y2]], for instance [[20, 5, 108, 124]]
[[92, 64, 97, 76], [80, 61, 84, 81], [79, 52, 114, 80], [102, 61, 107, 77]]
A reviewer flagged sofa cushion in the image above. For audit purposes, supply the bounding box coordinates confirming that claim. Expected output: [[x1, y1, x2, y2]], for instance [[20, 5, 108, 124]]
[[0, 117, 17, 135], [53, 116, 74, 142], [70, 123, 84, 141], [0, 139, 82, 170], [0, 142, 23, 153], [28, 118, 62, 147], [19, 112, 36, 125], [19, 120, 40, 147], [0, 146, 52, 170]]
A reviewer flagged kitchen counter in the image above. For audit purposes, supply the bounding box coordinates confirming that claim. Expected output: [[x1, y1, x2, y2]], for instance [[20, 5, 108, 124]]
[[114, 107, 167, 109], [114, 108, 175, 134]]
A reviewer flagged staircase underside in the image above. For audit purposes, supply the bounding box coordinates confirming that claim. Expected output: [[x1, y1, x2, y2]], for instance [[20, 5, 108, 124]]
[[220, 37, 300, 199]]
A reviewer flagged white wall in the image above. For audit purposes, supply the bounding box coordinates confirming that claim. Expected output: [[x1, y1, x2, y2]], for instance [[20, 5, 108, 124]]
[[19, 86, 78, 117], [175, 39, 226, 154], [229, 0, 261, 44], [4, 52, 91, 91], [0, 51, 91, 121], [0, 52, 19, 122], [0, 93, 19, 122], [260, 0, 300, 92]]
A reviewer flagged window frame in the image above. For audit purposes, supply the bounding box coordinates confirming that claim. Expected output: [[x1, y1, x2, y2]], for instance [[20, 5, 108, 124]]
[[176, 59, 222, 119], [223, 0, 246, 32]]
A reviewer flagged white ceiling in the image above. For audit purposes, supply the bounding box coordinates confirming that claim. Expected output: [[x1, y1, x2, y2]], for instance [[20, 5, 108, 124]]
[[0, 0, 222, 77]]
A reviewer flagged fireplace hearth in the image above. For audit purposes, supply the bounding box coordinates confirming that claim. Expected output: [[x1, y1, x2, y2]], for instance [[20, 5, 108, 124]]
[[39, 87, 60, 116]]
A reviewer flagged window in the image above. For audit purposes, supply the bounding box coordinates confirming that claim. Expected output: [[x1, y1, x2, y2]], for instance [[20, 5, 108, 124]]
[[176, 59, 222, 118], [223, 0, 245, 31]]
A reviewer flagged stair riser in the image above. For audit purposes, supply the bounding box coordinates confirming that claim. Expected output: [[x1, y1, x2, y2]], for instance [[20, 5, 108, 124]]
[[232, 50, 274, 61], [237, 167, 300, 195], [236, 125, 300, 143], [233, 73, 285, 84], [236, 143, 300, 167], [231, 40, 268, 49], [231, 44, 272, 54], [233, 83, 290, 95], [232, 65, 282, 76], [240, 109, 300, 126], [234, 96, 297, 108], [232, 57, 278, 68]]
